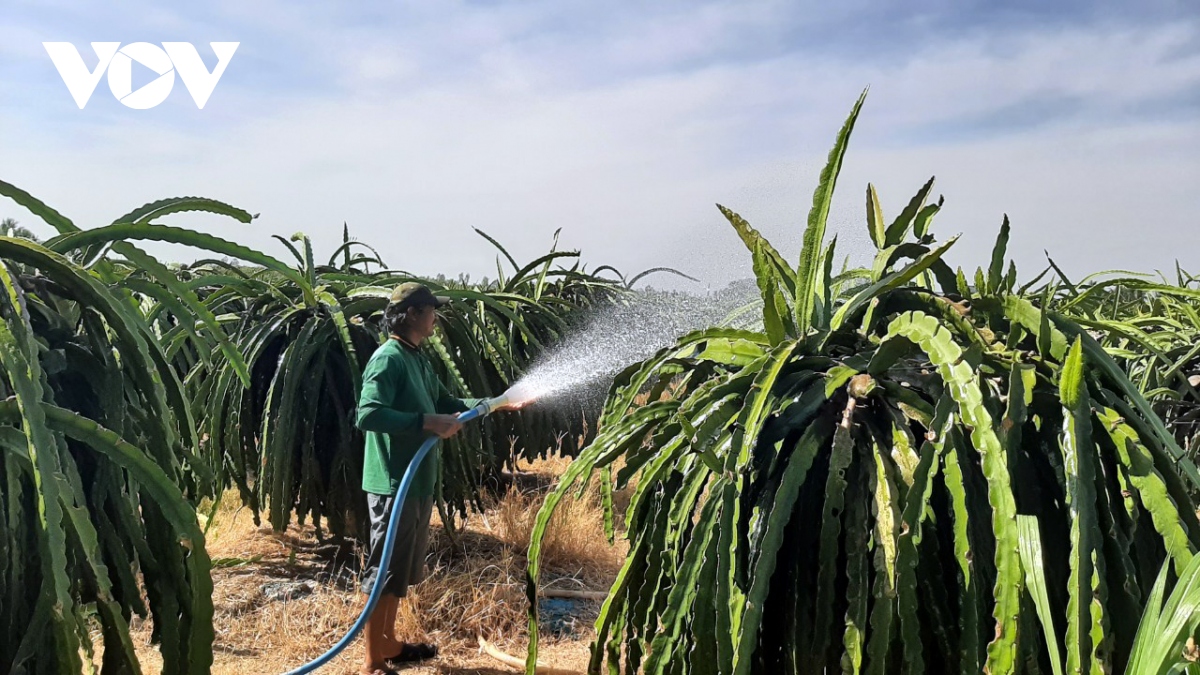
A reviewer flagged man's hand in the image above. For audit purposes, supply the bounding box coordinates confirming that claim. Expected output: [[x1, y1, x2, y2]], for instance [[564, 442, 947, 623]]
[[493, 399, 532, 412], [423, 414, 463, 439]]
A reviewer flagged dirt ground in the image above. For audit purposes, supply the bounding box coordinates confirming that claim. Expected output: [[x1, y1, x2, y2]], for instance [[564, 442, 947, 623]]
[[131, 457, 625, 675]]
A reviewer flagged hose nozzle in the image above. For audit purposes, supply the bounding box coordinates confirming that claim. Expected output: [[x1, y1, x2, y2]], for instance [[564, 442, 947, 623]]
[[470, 383, 537, 420], [474, 393, 512, 417]]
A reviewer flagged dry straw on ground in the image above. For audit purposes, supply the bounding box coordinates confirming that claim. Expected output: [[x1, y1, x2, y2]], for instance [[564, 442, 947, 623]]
[[124, 457, 621, 675]]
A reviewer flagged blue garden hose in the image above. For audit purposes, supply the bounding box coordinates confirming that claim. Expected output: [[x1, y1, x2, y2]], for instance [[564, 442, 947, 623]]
[[284, 395, 509, 674]]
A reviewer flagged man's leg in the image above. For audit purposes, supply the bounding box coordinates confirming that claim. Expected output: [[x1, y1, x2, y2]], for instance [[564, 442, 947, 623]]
[[381, 592, 403, 652], [363, 594, 398, 673], [381, 496, 437, 664], [362, 493, 399, 673]]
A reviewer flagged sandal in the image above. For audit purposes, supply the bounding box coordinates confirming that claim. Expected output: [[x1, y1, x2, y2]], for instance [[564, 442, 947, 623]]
[[385, 642, 438, 665]]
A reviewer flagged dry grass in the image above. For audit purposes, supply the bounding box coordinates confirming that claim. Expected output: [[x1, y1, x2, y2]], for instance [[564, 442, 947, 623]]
[[126, 457, 622, 675], [493, 484, 625, 579], [393, 457, 628, 648]]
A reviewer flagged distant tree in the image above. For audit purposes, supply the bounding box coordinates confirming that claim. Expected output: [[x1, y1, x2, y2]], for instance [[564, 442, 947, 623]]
[[1, 218, 40, 243]]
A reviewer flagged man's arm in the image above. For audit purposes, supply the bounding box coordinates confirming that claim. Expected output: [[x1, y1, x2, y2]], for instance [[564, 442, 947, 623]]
[[433, 375, 480, 414], [356, 354, 424, 434]]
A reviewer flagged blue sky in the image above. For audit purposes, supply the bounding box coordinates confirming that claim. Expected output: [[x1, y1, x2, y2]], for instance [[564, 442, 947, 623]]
[[2, 1, 1197, 288]]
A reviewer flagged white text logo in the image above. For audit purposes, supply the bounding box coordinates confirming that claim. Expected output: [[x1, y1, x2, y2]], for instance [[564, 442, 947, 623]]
[[43, 42, 239, 109]]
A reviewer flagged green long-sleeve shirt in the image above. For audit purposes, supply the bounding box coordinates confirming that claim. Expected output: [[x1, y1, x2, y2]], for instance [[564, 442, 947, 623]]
[[356, 338, 478, 497]]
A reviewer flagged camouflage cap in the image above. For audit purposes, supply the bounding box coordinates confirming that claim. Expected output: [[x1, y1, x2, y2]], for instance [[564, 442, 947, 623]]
[[389, 282, 451, 310]]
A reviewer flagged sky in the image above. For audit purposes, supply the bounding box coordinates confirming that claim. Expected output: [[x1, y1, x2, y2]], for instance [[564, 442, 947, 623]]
[[1, 1, 1197, 291]]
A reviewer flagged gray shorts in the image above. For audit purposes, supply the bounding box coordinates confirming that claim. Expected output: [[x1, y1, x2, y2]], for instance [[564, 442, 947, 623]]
[[361, 494, 433, 597]]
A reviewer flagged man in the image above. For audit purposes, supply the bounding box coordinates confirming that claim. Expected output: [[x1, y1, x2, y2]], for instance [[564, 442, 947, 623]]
[[355, 282, 521, 675]]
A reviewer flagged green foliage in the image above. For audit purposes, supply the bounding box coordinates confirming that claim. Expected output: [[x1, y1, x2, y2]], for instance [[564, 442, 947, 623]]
[[4, 182, 632, 546], [1046, 268, 1200, 497], [0, 181, 631, 671], [181, 227, 625, 539], [525, 93, 1200, 675], [1126, 548, 1200, 675], [5, 96, 1200, 675], [0, 188, 213, 673]]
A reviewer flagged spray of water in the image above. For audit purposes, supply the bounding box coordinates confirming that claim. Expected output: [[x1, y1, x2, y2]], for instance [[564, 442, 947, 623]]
[[503, 282, 759, 406]]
